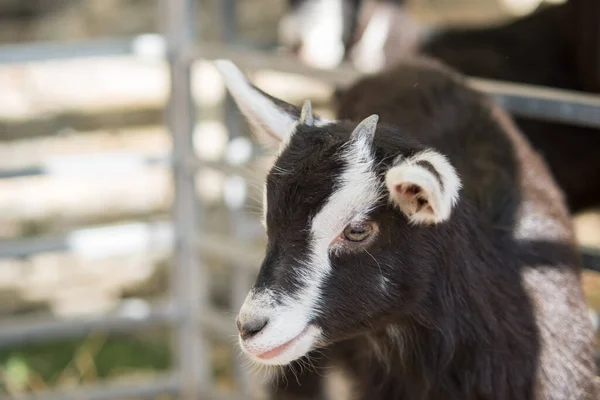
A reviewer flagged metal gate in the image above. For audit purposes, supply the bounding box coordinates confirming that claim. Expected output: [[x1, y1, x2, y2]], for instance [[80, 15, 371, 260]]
[[0, 0, 598, 399]]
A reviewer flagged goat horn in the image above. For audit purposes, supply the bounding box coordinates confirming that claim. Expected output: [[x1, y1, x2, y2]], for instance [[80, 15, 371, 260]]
[[351, 114, 379, 140], [299, 100, 314, 126]]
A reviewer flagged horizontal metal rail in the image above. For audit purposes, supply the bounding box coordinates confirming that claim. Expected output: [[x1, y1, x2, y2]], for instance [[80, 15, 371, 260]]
[[191, 42, 361, 85], [0, 35, 164, 64], [0, 221, 264, 265], [0, 218, 596, 270], [0, 154, 166, 180], [582, 246, 600, 274], [0, 35, 282, 65], [0, 300, 235, 347], [474, 79, 600, 129], [0, 152, 263, 180], [193, 234, 264, 266], [0, 221, 173, 259], [0, 300, 174, 347], [192, 43, 600, 129], [1, 373, 180, 400], [1, 373, 250, 400], [0, 37, 598, 128]]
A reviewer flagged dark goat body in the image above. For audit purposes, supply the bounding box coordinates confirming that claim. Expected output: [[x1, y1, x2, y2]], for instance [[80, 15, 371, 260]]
[[362, 2, 600, 214], [416, 3, 600, 214], [282, 0, 600, 214], [259, 59, 598, 399]]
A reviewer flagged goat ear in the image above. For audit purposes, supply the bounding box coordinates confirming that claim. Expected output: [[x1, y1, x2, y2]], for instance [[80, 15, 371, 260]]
[[213, 60, 328, 149], [213, 60, 298, 148], [385, 150, 461, 225]]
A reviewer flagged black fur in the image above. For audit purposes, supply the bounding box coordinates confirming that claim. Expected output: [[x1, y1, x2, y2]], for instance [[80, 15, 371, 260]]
[[282, 0, 600, 214], [255, 125, 347, 298], [258, 58, 597, 399], [418, 3, 600, 214]]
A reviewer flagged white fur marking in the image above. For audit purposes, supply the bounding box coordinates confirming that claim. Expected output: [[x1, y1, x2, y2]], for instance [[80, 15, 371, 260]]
[[305, 132, 383, 313], [214, 60, 297, 143], [237, 287, 323, 365], [351, 3, 393, 73], [514, 200, 570, 241], [386, 149, 461, 224], [238, 124, 383, 366], [296, 0, 346, 69], [214, 60, 332, 157]]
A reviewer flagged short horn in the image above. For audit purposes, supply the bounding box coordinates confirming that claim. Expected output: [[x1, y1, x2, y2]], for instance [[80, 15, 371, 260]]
[[351, 114, 379, 140], [299, 99, 314, 126]]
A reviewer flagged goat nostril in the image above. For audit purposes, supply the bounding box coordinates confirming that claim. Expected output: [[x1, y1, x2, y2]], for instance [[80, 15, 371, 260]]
[[238, 317, 269, 340]]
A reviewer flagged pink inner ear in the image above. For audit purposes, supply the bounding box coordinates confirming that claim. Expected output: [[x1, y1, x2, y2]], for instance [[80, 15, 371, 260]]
[[395, 184, 421, 196], [394, 183, 434, 214]]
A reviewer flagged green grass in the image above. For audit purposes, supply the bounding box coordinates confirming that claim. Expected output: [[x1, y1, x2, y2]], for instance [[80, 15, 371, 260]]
[[0, 333, 171, 395], [0, 330, 237, 396]]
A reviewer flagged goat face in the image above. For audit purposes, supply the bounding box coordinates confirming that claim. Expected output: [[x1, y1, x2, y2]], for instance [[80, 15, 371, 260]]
[[214, 60, 462, 366]]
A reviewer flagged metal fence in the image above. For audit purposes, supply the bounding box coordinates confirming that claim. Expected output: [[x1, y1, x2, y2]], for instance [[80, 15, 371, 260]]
[[0, 0, 599, 399]]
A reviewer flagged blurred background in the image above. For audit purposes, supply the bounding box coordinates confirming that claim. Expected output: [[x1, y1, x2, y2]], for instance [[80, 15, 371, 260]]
[[0, 0, 598, 399]]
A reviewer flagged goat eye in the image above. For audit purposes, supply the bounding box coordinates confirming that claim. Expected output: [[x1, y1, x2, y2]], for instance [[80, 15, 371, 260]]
[[343, 222, 373, 242]]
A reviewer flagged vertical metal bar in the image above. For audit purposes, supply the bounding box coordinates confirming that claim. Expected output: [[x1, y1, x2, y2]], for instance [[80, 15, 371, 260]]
[[229, 218, 257, 396], [218, 0, 239, 42], [225, 139, 255, 396], [162, 0, 210, 399], [216, 0, 255, 395]]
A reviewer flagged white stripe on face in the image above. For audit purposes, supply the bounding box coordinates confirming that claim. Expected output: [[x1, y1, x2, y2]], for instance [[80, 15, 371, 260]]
[[287, 135, 383, 325], [303, 133, 383, 314], [237, 132, 383, 366]]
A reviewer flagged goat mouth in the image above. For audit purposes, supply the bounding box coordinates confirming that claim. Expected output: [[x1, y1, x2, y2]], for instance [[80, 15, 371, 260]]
[[256, 326, 311, 360]]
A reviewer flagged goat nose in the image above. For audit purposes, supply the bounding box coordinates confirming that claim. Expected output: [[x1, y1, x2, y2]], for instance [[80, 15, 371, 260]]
[[236, 316, 268, 340]]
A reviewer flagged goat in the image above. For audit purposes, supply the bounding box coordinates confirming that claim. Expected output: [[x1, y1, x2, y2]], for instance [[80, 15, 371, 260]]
[[278, 0, 415, 71], [278, 0, 361, 69], [214, 57, 598, 399], [279, 0, 600, 215], [405, 1, 600, 215]]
